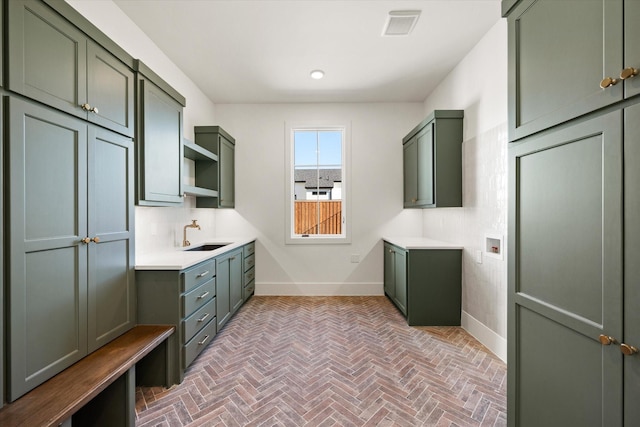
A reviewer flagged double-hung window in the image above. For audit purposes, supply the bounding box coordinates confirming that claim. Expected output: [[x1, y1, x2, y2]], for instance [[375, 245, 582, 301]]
[[285, 122, 350, 244]]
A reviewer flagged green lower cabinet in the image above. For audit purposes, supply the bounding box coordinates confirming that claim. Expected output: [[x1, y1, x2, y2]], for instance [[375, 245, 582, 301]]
[[508, 111, 624, 426], [6, 96, 135, 401], [383, 241, 461, 326], [136, 260, 216, 384]]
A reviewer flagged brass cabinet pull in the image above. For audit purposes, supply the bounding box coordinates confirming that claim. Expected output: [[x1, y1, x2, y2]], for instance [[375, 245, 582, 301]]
[[81, 237, 91, 244], [90, 237, 100, 243], [620, 67, 639, 80], [600, 77, 619, 89], [198, 335, 210, 346], [81, 103, 99, 114], [196, 270, 210, 278], [599, 334, 617, 346], [197, 313, 210, 323], [81, 237, 100, 244], [197, 291, 210, 300], [621, 343, 639, 356]]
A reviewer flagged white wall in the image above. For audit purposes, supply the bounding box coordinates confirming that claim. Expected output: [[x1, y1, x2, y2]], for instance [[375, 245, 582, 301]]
[[65, 0, 220, 253], [422, 19, 508, 360], [214, 103, 424, 295]]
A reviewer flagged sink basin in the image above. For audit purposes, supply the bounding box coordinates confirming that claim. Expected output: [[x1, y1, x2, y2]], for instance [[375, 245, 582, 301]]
[[186, 244, 229, 251]]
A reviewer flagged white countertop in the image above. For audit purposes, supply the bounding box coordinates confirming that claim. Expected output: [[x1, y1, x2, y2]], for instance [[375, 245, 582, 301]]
[[135, 237, 256, 270], [382, 237, 463, 250]]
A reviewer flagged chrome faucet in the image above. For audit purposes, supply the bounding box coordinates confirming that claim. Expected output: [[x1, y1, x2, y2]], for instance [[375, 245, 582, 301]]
[[183, 219, 201, 247]]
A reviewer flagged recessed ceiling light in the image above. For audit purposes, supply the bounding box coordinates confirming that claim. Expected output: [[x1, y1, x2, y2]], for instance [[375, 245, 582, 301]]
[[310, 70, 325, 80], [382, 10, 421, 36]]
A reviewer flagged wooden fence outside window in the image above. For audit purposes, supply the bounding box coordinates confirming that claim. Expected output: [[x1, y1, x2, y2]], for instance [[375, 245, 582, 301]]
[[294, 200, 342, 235]]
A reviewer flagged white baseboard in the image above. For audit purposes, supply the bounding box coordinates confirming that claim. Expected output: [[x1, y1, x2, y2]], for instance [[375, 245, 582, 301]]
[[256, 282, 384, 296], [461, 311, 507, 362]]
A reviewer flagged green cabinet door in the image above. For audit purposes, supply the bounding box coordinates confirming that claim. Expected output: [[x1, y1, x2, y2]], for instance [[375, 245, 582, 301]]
[[136, 77, 183, 206], [87, 128, 135, 353], [86, 41, 134, 137], [229, 250, 243, 315], [624, 102, 640, 425], [219, 135, 235, 208], [216, 256, 231, 331], [8, 0, 87, 118], [7, 97, 89, 401], [415, 124, 434, 206], [383, 243, 395, 299], [216, 249, 243, 329], [507, 0, 623, 141], [393, 248, 407, 316], [7, 0, 134, 137], [403, 137, 418, 207], [508, 111, 623, 426]]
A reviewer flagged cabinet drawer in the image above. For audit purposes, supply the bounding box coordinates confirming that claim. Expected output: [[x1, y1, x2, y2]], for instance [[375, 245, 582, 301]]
[[183, 317, 216, 369], [244, 280, 255, 301], [244, 266, 255, 285], [244, 253, 255, 272], [183, 279, 215, 317], [183, 298, 216, 343], [183, 260, 215, 292], [243, 242, 255, 257]]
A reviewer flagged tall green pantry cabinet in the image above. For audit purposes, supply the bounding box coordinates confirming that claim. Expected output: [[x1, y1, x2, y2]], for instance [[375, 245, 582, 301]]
[[3, 0, 137, 402], [504, 0, 640, 425]]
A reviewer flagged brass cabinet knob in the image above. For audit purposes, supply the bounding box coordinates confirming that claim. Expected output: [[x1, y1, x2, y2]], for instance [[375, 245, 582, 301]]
[[621, 343, 639, 356], [90, 237, 100, 243], [599, 334, 617, 346], [620, 67, 639, 80], [81, 103, 99, 114], [600, 77, 619, 89], [81, 237, 91, 244]]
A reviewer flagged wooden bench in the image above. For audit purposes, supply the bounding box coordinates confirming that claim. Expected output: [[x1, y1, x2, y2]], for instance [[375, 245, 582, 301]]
[[0, 325, 175, 427]]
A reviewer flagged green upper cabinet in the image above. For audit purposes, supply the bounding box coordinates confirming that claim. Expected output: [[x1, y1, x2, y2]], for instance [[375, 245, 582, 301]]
[[506, 0, 640, 141], [135, 60, 186, 206], [6, 96, 135, 401], [403, 110, 463, 208], [6, 0, 134, 137], [194, 126, 236, 208]]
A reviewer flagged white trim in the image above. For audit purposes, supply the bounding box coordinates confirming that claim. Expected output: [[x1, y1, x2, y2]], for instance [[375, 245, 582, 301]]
[[461, 310, 507, 362], [256, 282, 383, 296], [284, 121, 352, 245]]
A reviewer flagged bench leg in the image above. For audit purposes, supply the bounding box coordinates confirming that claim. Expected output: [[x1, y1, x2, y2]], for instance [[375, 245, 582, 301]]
[[71, 366, 136, 427]]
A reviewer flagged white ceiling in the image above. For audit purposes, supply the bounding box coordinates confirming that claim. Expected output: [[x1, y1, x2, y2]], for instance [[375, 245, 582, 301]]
[[113, 0, 502, 104]]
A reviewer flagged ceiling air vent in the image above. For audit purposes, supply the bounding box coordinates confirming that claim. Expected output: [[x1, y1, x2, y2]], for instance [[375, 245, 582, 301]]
[[382, 10, 421, 36]]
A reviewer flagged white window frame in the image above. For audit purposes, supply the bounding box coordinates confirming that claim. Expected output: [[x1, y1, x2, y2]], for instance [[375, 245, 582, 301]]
[[285, 121, 351, 245]]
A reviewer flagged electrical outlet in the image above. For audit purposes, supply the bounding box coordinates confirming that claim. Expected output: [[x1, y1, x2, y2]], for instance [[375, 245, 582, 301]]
[[350, 254, 360, 263]]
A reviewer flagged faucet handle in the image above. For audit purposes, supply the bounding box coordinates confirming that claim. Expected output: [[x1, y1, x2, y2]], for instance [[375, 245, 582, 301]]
[[191, 219, 198, 225]]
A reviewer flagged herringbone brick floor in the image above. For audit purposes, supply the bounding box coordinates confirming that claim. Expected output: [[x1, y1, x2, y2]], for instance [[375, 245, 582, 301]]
[[135, 296, 506, 426]]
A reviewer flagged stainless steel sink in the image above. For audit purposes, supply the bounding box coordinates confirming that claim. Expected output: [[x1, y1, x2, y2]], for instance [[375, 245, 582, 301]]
[[186, 244, 228, 251]]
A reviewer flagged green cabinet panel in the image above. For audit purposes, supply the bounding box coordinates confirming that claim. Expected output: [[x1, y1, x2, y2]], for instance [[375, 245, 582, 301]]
[[136, 259, 217, 385], [624, 102, 640, 424], [7, 0, 134, 137], [508, 112, 623, 426], [135, 61, 185, 206], [383, 241, 461, 326], [194, 126, 236, 208], [6, 97, 135, 401], [624, 0, 640, 99], [507, 0, 625, 141], [403, 110, 463, 208], [0, 92, 3, 408]]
